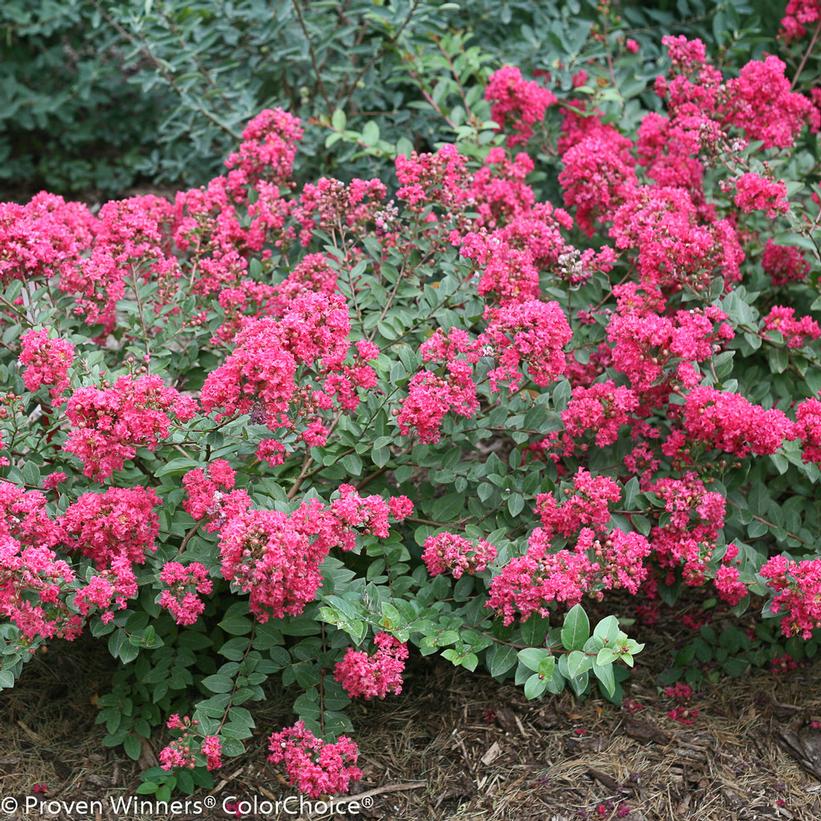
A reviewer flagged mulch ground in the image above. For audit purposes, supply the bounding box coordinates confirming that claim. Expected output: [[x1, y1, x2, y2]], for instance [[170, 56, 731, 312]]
[[2, 616, 820, 821]]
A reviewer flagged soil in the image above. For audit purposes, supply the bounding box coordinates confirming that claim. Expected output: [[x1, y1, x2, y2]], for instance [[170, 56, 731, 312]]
[[2, 621, 820, 821]]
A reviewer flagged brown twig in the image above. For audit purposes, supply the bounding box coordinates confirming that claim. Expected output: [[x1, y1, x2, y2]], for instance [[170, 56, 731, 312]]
[[331, 781, 426, 806], [791, 19, 821, 90], [290, 0, 333, 115], [340, 0, 422, 112]]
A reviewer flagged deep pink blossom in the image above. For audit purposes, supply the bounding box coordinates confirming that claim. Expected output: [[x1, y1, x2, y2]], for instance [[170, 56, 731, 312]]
[[481, 300, 571, 391], [158, 561, 213, 625], [267, 721, 361, 798], [733, 173, 789, 218], [761, 556, 821, 638], [334, 632, 409, 699], [60, 487, 161, 569], [422, 532, 497, 578], [681, 387, 792, 457], [485, 66, 557, 146], [18, 329, 74, 399], [762, 240, 810, 286], [64, 375, 197, 480], [763, 306, 821, 348]]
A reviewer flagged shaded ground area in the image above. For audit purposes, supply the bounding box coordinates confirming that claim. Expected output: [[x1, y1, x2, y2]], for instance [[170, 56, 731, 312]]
[[2, 626, 820, 821]]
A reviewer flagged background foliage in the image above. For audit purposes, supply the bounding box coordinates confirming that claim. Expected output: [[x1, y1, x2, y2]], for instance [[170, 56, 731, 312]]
[[0, 0, 790, 198]]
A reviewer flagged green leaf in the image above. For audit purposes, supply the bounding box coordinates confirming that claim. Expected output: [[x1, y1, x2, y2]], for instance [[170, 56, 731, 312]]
[[119, 643, 139, 664], [524, 673, 548, 700], [219, 615, 252, 636], [123, 735, 141, 761], [202, 674, 234, 694], [487, 644, 517, 678], [623, 477, 639, 509], [520, 616, 550, 647], [566, 649, 592, 679], [561, 605, 590, 651], [155, 457, 201, 477], [517, 647, 551, 672], [219, 638, 250, 661], [592, 661, 616, 698], [507, 493, 525, 517], [361, 121, 380, 146], [341, 453, 363, 476], [596, 647, 620, 666], [593, 616, 620, 645]]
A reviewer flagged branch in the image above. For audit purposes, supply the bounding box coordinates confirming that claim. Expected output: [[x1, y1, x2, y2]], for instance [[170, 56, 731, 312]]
[[290, 0, 333, 115]]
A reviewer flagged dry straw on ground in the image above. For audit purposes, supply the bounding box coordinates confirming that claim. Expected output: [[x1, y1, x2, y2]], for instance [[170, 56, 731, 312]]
[[1, 623, 820, 820]]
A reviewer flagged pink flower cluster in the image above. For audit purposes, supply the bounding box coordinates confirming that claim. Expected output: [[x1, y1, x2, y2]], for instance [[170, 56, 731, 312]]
[[655, 37, 816, 150], [486, 469, 653, 624], [422, 532, 497, 579], [397, 329, 480, 444], [481, 300, 572, 391], [159, 714, 199, 771], [485, 66, 557, 146], [562, 380, 638, 448], [0, 537, 80, 641], [486, 525, 651, 625], [762, 240, 810, 286], [181, 459, 246, 529], [681, 387, 792, 457], [713, 545, 747, 606], [780, 0, 821, 42], [217, 486, 409, 622], [73, 555, 138, 624], [201, 292, 377, 445], [460, 202, 615, 300], [609, 186, 743, 293], [18, 329, 74, 400], [60, 486, 161, 568], [0, 481, 61, 549], [329, 484, 412, 551], [793, 397, 821, 464], [728, 56, 819, 147], [224, 107, 303, 193], [334, 632, 409, 699], [200, 735, 223, 772], [267, 721, 361, 798], [398, 298, 574, 441], [763, 306, 821, 348], [158, 561, 213, 625], [559, 129, 637, 235], [761, 555, 821, 638], [217, 501, 331, 622], [296, 177, 387, 246], [733, 173, 789, 218], [647, 473, 726, 584], [64, 375, 197, 480], [395, 144, 470, 213], [536, 469, 621, 539], [0, 192, 96, 285], [608, 305, 734, 392]]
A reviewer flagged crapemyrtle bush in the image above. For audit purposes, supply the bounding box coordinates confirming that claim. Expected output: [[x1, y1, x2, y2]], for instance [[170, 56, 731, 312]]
[[1, 0, 821, 802]]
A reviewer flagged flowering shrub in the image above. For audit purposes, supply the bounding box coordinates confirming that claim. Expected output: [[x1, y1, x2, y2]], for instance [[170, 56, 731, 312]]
[[1, 12, 821, 802]]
